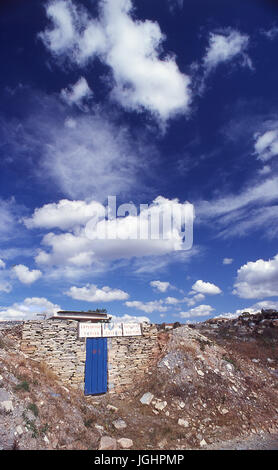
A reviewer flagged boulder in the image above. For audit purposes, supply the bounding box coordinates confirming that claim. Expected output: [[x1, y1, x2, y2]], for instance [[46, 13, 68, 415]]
[[154, 400, 167, 411], [98, 436, 117, 450], [117, 438, 133, 449], [0, 400, 14, 413], [112, 419, 127, 430], [178, 418, 189, 428], [107, 404, 118, 412], [140, 392, 154, 405]]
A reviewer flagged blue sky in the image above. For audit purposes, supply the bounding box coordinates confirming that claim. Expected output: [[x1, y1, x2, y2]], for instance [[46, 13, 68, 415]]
[[1, 0, 278, 323]]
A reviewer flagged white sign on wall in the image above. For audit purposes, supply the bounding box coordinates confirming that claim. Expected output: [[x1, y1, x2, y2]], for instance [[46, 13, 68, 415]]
[[79, 322, 102, 338], [122, 322, 142, 337], [78, 322, 142, 338], [102, 322, 123, 337]]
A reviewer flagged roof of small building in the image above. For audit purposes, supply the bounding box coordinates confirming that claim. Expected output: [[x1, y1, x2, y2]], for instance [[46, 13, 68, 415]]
[[49, 310, 112, 322]]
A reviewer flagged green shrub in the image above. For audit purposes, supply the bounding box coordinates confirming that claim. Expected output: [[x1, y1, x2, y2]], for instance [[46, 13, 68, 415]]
[[27, 402, 39, 417], [14, 380, 30, 392]]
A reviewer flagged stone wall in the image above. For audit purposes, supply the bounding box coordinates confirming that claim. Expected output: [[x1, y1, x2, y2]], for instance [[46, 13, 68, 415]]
[[19, 320, 160, 393], [108, 324, 160, 393], [20, 320, 86, 388]]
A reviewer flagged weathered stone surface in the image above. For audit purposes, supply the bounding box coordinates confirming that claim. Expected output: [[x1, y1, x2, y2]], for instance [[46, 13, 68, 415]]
[[15, 425, 24, 436], [107, 404, 118, 412], [98, 436, 117, 450], [117, 438, 133, 449], [0, 400, 14, 413], [112, 419, 127, 430], [178, 418, 189, 428], [156, 400, 167, 411], [140, 392, 154, 405]]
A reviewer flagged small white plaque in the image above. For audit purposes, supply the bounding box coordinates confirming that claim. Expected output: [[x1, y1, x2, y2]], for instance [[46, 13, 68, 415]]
[[79, 322, 102, 338], [122, 322, 142, 337], [102, 322, 123, 337]]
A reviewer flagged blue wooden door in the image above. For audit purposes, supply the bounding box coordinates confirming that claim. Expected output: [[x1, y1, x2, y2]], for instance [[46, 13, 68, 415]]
[[84, 337, 107, 395]]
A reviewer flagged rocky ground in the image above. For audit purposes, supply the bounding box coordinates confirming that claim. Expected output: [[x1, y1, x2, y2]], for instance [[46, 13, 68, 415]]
[[0, 310, 278, 450]]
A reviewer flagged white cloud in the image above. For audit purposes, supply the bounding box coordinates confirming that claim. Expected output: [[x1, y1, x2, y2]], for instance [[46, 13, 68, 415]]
[[168, 0, 184, 12], [40, 111, 147, 201], [24, 199, 104, 231], [111, 313, 150, 323], [233, 253, 278, 299], [125, 299, 167, 314], [191, 279, 222, 295], [2, 90, 150, 202], [31, 196, 194, 273], [61, 76, 93, 109], [38, 0, 81, 54], [203, 29, 251, 74], [0, 281, 12, 294], [180, 304, 215, 318], [150, 280, 171, 293], [216, 299, 278, 320], [40, 0, 191, 121], [65, 284, 129, 302], [254, 129, 278, 162], [197, 177, 278, 220], [164, 296, 181, 305], [223, 257, 233, 265], [0, 199, 17, 240], [262, 25, 278, 41], [250, 299, 278, 311], [12, 265, 42, 285], [0, 259, 6, 269], [196, 176, 278, 239], [0, 297, 60, 321], [258, 165, 271, 176], [186, 293, 205, 307]]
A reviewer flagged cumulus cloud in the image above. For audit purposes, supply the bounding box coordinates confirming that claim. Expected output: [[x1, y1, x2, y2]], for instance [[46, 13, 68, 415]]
[[24, 199, 104, 231], [179, 304, 215, 318], [12, 265, 42, 285], [186, 293, 205, 307], [150, 280, 171, 293], [125, 299, 167, 314], [111, 313, 150, 323], [191, 279, 222, 295], [223, 258, 233, 265], [39, 0, 191, 121], [30, 196, 194, 274], [203, 29, 251, 74], [233, 253, 278, 299], [164, 296, 181, 305], [0, 297, 60, 321], [60, 77, 93, 109], [65, 284, 129, 302]]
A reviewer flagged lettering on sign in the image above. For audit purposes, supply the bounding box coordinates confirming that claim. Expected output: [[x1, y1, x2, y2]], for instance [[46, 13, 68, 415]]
[[79, 322, 102, 338], [122, 322, 142, 337], [102, 323, 123, 337], [78, 322, 142, 338]]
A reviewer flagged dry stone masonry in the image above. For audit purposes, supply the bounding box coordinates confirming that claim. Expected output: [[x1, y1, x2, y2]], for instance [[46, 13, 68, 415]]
[[19, 320, 160, 393]]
